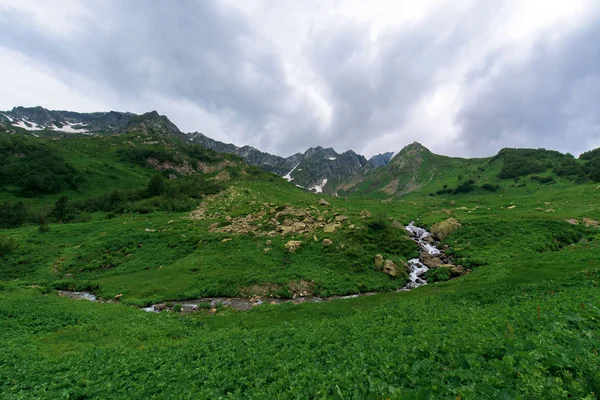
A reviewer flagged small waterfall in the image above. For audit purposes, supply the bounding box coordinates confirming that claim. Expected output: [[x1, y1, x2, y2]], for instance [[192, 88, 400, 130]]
[[403, 222, 440, 289]]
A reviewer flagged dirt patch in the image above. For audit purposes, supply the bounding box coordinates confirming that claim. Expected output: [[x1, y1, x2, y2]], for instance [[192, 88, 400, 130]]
[[146, 158, 195, 175], [381, 179, 399, 195], [239, 283, 282, 297], [288, 280, 315, 296]]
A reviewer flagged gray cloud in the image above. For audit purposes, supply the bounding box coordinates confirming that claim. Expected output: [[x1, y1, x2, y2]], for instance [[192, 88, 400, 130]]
[[1, 1, 599, 158], [0, 1, 320, 153], [456, 16, 600, 157]]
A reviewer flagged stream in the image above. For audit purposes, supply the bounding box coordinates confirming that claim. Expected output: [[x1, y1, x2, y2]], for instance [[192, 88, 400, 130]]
[[59, 222, 443, 312]]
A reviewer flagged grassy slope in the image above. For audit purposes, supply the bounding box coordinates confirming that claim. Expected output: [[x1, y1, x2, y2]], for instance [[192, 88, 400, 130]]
[[1, 134, 600, 398]]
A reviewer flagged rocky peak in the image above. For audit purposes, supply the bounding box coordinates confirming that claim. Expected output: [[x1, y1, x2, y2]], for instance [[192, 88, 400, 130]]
[[368, 151, 394, 168]]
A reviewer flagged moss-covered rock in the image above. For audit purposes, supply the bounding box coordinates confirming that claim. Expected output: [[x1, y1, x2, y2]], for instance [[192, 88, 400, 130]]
[[430, 218, 462, 241]]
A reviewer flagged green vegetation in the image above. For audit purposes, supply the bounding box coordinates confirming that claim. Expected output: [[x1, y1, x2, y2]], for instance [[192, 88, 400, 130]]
[[1, 131, 600, 398]]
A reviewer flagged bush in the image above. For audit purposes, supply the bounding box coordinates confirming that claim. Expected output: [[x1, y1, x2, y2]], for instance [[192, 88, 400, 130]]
[[0, 235, 18, 258], [425, 267, 450, 282], [481, 183, 499, 192], [530, 176, 554, 184]]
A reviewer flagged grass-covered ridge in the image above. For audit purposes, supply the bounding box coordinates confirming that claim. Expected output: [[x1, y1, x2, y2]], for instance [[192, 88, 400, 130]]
[[1, 131, 600, 398]]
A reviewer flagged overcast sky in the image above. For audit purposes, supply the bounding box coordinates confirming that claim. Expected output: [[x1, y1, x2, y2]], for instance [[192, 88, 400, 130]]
[[0, 0, 599, 158]]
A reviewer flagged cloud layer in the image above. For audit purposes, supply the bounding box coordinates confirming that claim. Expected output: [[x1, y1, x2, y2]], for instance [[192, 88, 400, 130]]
[[0, 0, 599, 157]]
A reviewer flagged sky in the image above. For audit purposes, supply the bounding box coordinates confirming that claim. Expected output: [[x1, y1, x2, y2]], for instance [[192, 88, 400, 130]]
[[0, 0, 599, 158]]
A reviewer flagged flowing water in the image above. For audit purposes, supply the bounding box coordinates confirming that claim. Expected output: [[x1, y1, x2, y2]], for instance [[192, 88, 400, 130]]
[[60, 222, 444, 312]]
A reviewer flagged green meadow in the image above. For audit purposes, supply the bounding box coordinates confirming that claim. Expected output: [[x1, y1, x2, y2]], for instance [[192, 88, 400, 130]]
[[1, 131, 600, 398]]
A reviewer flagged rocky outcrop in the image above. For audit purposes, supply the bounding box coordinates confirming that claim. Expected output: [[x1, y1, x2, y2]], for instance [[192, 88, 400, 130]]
[[430, 218, 462, 241]]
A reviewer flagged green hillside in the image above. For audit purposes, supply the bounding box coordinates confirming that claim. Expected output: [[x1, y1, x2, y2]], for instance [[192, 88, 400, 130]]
[[1, 130, 600, 398], [341, 142, 600, 199]]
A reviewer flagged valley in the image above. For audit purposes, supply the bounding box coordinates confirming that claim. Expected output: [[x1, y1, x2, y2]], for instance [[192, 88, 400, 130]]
[[1, 110, 599, 399]]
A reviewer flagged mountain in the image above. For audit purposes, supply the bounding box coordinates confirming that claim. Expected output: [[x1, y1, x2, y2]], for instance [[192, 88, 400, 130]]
[[368, 151, 394, 168], [5, 106, 599, 198], [185, 131, 369, 194], [1, 106, 369, 193]]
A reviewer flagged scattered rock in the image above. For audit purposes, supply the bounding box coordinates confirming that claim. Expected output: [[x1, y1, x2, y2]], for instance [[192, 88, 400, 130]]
[[583, 218, 599, 227], [263, 248, 271, 253], [507, 205, 517, 209], [284, 240, 302, 253], [265, 240, 272, 246], [545, 209, 555, 213], [114, 293, 123, 300], [373, 254, 384, 271], [323, 238, 333, 246], [565, 218, 579, 225], [348, 224, 355, 229], [360, 210, 372, 218], [318, 198, 330, 206], [383, 259, 399, 277], [292, 222, 306, 232], [145, 228, 156, 232], [154, 303, 167, 311], [313, 235, 318, 242], [323, 224, 337, 233], [430, 218, 462, 241], [222, 238, 232, 243], [335, 215, 347, 222], [455, 207, 468, 211]]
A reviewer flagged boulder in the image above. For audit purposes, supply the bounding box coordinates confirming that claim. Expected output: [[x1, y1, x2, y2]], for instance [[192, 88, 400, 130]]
[[583, 218, 599, 228], [565, 219, 579, 225], [284, 240, 303, 253], [360, 210, 372, 218], [383, 259, 398, 277], [323, 224, 337, 233], [292, 222, 307, 232], [422, 235, 434, 244], [154, 303, 167, 311], [323, 239, 333, 246], [373, 254, 384, 271], [430, 218, 462, 241], [318, 198, 330, 206], [419, 252, 442, 268], [439, 264, 466, 277], [265, 240, 272, 246], [391, 219, 404, 230], [335, 215, 347, 222], [114, 293, 123, 300]]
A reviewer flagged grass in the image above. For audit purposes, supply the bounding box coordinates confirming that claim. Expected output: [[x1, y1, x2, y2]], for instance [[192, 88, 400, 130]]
[[1, 132, 600, 398]]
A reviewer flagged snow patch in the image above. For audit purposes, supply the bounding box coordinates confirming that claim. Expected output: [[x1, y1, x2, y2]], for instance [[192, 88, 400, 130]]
[[309, 178, 328, 193], [52, 121, 89, 134], [12, 118, 43, 131], [1, 113, 13, 122], [327, 157, 336, 161], [283, 162, 301, 182]]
